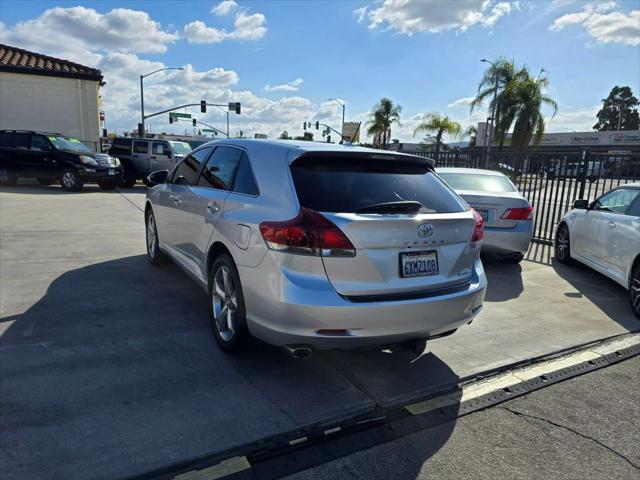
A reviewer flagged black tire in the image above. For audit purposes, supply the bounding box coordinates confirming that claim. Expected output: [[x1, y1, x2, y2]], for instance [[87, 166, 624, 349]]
[[630, 263, 640, 320], [145, 209, 166, 265], [121, 164, 137, 188], [209, 254, 249, 353], [555, 223, 571, 264], [37, 178, 54, 186], [60, 168, 84, 192], [0, 166, 17, 186], [505, 253, 524, 264], [98, 179, 118, 190]]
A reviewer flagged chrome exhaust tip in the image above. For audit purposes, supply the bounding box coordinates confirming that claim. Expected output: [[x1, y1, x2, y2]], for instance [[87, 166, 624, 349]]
[[283, 345, 313, 359]]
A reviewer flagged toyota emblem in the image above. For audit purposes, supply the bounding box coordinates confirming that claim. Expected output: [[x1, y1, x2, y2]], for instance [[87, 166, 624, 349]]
[[417, 223, 434, 238]]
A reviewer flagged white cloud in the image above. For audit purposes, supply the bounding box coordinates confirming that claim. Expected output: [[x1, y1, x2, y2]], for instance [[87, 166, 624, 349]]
[[364, 0, 515, 34], [184, 9, 267, 43], [0, 6, 178, 55], [264, 78, 304, 92], [447, 96, 476, 108], [545, 105, 600, 132], [353, 6, 368, 24], [212, 0, 238, 16], [550, 2, 640, 46]]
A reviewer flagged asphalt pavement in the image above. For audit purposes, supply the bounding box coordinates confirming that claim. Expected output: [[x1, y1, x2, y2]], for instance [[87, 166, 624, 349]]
[[286, 355, 640, 480]]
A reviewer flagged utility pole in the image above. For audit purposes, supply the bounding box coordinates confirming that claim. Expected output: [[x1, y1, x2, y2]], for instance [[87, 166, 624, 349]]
[[329, 98, 346, 141], [140, 66, 184, 136]]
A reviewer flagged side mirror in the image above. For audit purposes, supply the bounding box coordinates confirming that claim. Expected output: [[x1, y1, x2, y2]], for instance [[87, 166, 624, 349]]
[[573, 199, 589, 210], [146, 170, 168, 186]]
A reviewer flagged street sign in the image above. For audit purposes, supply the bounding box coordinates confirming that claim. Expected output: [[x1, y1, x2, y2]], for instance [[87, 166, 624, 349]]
[[342, 122, 361, 143], [169, 112, 191, 119], [202, 129, 217, 133]]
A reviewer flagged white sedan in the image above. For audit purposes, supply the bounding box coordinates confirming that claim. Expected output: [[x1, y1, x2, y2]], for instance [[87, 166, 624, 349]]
[[555, 182, 640, 318]]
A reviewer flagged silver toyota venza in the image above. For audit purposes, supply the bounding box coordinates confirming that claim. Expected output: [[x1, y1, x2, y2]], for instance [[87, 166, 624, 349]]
[[144, 140, 487, 356]]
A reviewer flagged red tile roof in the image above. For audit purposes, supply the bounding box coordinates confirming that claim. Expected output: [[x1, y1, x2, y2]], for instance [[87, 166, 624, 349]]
[[0, 44, 103, 82]]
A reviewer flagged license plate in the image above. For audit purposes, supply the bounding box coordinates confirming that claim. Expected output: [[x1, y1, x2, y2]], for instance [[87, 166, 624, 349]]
[[476, 209, 488, 222], [400, 251, 439, 278], [108, 169, 115, 175]]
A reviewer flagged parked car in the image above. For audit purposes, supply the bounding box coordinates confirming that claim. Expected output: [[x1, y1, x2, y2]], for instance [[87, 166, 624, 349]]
[[437, 168, 533, 263], [144, 140, 487, 355], [555, 183, 640, 318], [0, 130, 122, 191], [108, 138, 191, 188]]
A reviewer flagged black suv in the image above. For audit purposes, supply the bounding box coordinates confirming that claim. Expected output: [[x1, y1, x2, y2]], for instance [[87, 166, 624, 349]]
[[0, 130, 122, 192]]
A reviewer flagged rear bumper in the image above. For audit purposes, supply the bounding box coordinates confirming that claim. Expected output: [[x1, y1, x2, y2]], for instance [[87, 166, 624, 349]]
[[240, 258, 487, 350], [482, 222, 532, 254]]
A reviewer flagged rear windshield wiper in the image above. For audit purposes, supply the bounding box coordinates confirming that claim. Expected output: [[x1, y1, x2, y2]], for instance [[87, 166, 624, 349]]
[[356, 201, 423, 214]]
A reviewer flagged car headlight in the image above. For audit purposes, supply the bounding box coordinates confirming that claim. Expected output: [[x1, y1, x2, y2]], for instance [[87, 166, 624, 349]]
[[111, 157, 121, 167], [79, 155, 98, 166]]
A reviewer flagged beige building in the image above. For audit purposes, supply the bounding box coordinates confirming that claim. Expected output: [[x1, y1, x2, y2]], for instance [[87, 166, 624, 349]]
[[0, 44, 103, 150]]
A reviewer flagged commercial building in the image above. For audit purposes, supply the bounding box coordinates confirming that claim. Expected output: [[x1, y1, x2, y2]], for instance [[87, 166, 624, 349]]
[[0, 44, 103, 150]]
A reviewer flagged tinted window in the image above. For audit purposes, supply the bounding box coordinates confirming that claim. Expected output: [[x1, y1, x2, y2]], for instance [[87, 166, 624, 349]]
[[133, 141, 148, 154], [11, 133, 29, 149], [109, 138, 130, 155], [291, 157, 466, 214], [171, 147, 212, 185], [152, 142, 171, 155], [0, 132, 12, 147], [232, 153, 258, 195], [197, 146, 243, 190], [437, 172, 517, 193], [31, 135, 51, 151], [594, 188, 639, 214]]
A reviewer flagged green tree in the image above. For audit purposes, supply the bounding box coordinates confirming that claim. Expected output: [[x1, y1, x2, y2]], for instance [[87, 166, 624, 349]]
[[294, 132, 314, 141], [593, 86, 640, 131], [413, 112, 462, 160], [279, 130, 291, 139], [366, 98, 402, 149]]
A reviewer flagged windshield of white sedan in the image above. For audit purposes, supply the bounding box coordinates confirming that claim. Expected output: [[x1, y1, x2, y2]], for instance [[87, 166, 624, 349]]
[[438, 172, 517, 193], [291, 158, 467, 214], [48, 136, 93, 153]]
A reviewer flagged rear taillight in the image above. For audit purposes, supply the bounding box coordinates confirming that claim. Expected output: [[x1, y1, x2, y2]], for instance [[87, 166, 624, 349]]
[[259, 208, 356, 257], [500, 207, 534, 220], [471, 209, 484, 242]]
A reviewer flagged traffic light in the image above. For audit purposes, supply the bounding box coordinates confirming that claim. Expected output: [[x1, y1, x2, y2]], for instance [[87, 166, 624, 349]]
[[169, 115, 174, 124], [315, 121, 319, 130], [200, 100, 207, 113], [229, 102, 241, 114], [193, 118, 197, 127], [235, 102, 241, 115], [303, 122, 307, 130]]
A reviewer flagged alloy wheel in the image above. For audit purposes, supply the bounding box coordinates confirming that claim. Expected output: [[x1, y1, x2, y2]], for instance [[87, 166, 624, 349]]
[[556, 227, 569, 261], [631, 270, 640, 316], [147, 213, 157, 258], [62, 172, 76, 188], [212, 265, 238, 343]]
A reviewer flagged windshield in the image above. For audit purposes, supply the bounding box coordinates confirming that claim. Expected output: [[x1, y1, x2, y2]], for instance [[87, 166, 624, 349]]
[[438, 172, 518, 193], [169, 141, 191, 155], [48, 136, 93, 153]]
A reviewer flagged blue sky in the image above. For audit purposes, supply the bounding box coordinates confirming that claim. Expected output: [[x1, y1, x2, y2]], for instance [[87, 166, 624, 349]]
[[1, 0, 639, 141]]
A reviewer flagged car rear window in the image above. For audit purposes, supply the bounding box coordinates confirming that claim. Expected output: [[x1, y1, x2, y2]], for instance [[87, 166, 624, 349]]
[[438, 172, 517, 193], [290, 157, 467, 214]]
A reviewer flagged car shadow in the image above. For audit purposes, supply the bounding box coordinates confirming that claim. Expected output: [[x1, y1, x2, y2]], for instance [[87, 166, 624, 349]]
[[552, 258, 638, 331], [481, 252, 524, 302], [0, 180, 148, 195], [1, 254, 461, 479]]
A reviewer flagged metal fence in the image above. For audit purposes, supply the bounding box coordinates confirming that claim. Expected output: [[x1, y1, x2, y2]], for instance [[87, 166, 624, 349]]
[[431, 150, 640, 244]]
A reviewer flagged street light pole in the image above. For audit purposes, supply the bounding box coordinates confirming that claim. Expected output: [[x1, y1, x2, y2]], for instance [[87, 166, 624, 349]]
[[481, 59, 498, 168], [329, 98, 346, 141], [140, 66, 184, 135]]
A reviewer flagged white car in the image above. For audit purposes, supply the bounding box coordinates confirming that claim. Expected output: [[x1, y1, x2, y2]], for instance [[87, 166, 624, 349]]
[[555, 183, 640, 318], [437, 168, 533, 263]]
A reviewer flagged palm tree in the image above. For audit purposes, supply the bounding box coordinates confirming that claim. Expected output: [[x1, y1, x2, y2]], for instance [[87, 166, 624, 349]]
[[413, 112, 462, 160], [465, 125, 477, 147], [366, 98, 402, 149], [504, 69, 558, 150]]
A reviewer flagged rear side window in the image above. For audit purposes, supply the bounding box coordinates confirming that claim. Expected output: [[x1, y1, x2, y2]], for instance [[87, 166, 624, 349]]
[[133, 141, 148, 154], [171, 147, 212, 185], [291, 157, 466, 214], [232, 153, 258, 196], [10, 133, 29, 149], [0, 132, 12, 147], [438, 172, 517, 193]]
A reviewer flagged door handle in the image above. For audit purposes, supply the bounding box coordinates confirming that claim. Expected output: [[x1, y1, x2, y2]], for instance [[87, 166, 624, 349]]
[[607, 221, 616, 229], [207, 201, 220, 214]]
